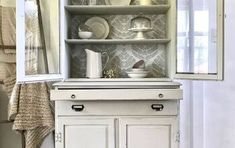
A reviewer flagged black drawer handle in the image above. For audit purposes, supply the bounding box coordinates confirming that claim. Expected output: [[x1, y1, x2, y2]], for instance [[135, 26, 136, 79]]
[[151, 104, 164, 111], [71, 105, 84, 112]]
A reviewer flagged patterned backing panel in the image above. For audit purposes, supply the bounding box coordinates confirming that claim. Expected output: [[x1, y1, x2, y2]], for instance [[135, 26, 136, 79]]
[[69, 0, 168, 78], [70, 44, 167, 78], [70, 0, 167, 5], [71, 15, 166, 39]]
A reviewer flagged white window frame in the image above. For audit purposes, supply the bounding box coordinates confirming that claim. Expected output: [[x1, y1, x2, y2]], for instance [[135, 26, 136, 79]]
[[16, 0, 65, 83], [174, 0, 224, 80]]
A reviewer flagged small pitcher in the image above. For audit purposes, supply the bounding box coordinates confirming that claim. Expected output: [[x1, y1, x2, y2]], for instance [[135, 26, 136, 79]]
[[85, 49, 109, 78]]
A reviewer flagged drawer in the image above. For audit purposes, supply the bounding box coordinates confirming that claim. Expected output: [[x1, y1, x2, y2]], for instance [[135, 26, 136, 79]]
[[51, 89, 183, 101], [55, 101, 179, 116]]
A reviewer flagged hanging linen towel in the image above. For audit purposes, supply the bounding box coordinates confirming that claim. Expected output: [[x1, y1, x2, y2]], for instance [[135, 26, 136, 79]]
[[8, 82, 54, 148]]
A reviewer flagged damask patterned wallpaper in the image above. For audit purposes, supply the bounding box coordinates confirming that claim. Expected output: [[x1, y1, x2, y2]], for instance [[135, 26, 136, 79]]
[[70, 44, 167, 78], [69, 0, 169, 78], [71, 15, 166, 39]]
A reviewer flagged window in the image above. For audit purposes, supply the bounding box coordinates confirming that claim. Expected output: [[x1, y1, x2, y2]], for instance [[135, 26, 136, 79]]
[[176, 0, 223, 80]]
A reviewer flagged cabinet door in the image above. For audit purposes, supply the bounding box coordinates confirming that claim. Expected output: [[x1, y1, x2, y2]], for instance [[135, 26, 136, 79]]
[[119, 117, 179, 148], [56, 118, 115, 148], [16, 0, 64, 82], [174, 0, 224, 80]]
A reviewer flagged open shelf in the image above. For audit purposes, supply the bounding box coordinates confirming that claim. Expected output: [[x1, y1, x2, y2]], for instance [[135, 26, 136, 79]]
[[65, 5, 170, 15], [65, 39, 171, 44]]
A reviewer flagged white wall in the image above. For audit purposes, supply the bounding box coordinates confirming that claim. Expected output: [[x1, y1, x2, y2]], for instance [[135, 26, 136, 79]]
[[180, 1, 235, 148], [203, 0, 235, 147]]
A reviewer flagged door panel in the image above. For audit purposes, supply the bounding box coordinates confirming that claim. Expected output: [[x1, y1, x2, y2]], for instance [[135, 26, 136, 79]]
[[65, 125, 108, 148], [16, 0, 62, 82], [119, 117, 178, 148], [175, 0, 224, 80], [56, 118, 115, 148], [127, 125, 170, 148]]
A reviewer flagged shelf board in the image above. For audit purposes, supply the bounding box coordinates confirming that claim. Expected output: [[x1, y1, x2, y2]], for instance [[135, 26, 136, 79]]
[[54, 78, 180, 89], [66, 78, 172, 82], [65, 5, 170, 15], [53, 78, 181, 89], [65, 39, 171, 44]]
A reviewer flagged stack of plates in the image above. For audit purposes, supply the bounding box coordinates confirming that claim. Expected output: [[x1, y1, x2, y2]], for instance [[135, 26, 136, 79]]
[[127, 68, 149, 78], [84, 17, 110, 39]]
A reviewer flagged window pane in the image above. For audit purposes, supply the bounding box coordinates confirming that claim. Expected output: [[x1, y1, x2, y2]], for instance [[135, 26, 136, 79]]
[[177, 0, 217, 74], [24, 0, 59, 75]]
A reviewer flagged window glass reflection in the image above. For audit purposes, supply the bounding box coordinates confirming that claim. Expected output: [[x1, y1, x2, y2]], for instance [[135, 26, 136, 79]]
[[24, 0, 59, 75], [177, 0, 217, 74]]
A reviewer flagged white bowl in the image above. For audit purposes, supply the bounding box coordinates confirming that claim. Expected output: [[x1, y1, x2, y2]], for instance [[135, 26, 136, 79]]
[[131, 68, 146, 72], [127, 71, 148, 78], [78, 31, 93, 39]]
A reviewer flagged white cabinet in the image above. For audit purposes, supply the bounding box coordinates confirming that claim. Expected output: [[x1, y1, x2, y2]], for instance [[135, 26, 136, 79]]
[[15, 1, 224, 148], [119, 117, 178, 148], [16, 0, 224, 82], [55, 116, 178, 148], [52, 86, 182, 148], [56, 118, 115, 148], [15, 1, 225, 148]]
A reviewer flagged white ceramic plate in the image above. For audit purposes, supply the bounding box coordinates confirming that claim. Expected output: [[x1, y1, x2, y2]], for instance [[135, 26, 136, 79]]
[[105, 0, 131, 5], [85, 17, 110, 39]]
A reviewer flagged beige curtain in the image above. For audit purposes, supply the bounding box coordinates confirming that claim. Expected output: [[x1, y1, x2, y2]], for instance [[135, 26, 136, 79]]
[[0, 0, 16, 96]]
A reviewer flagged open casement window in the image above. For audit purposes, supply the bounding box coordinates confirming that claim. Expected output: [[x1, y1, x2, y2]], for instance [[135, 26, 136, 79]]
[[174, 0, 224, 80], [16, 0, 64, 82]]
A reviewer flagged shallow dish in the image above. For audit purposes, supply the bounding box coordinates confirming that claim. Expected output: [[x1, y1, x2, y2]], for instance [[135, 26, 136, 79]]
[[127, 72, 148, 78], [127, 70, 148, 74], [85, 17, 110, 39], [78, 31, 93, 39], [131, 68, 146, 72]]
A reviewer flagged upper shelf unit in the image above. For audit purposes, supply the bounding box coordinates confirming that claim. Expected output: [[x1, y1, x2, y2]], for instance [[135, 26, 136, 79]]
[[65, 5, 171, 15]]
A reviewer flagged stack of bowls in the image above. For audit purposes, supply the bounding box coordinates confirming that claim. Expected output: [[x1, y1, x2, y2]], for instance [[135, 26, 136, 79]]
[[127, 68, 148, 78]]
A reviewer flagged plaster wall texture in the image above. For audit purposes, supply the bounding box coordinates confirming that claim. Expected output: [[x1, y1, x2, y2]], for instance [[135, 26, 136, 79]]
[[203, 0, 235, 147]]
